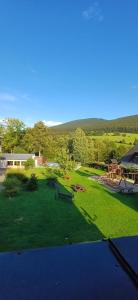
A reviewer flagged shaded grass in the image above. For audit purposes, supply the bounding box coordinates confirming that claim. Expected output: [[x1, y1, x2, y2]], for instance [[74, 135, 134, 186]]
[[0, 167, 137, 252]]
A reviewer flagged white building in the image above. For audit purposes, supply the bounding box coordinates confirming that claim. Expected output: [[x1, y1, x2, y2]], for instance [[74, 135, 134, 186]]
[[0, 153, 42, 169]]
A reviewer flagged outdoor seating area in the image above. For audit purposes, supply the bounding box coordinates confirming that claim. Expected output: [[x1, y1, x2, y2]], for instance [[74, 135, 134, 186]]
[[55, 182, 87, 201]]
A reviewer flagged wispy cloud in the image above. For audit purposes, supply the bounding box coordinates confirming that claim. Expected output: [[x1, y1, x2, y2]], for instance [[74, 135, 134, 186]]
[[43, 120, 63, 127], [27, 66, 37, 74], [0, 92, 17, 102], [0, 91, 31, 103], [30, 68, 37, 74], [20, 93, 31, 101], [131, 85, 138, 89], [82, 2, 104, 22]]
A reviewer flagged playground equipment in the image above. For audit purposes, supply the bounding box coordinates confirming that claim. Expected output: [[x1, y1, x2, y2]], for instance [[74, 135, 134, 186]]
[[107, 160, 138, 193]]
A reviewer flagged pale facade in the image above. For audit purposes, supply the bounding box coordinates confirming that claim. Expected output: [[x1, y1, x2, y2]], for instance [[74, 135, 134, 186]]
[[0, 154, 39, 169]]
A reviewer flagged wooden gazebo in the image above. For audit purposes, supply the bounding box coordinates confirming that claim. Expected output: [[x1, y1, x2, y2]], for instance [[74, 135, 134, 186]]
[[108, 159, 122, 179]]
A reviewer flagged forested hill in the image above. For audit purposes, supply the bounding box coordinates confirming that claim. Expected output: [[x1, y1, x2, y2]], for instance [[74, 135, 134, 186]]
[[51, 115, 138, 134]]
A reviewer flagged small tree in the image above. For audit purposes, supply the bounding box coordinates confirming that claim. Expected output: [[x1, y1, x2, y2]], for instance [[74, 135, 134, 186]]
[[57, 148, 75, 174], [26, 174, 38, 191], [3, 177, 21, 197], [25, 158, 35, 169], [7, 171, 28, 184], [73, 128, 89, 164]]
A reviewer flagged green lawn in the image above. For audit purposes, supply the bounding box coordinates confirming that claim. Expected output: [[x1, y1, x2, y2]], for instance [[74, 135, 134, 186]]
[[0, 167, 138, 252], [91, 132, 138, 146]]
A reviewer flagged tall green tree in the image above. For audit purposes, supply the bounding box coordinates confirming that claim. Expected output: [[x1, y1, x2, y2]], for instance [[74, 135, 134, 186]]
[[87, 137, 95, 163], [57, 148, 75, 174], [73, 128, 89, 163], [23, 121, 48, 155], [2, 118, 25, 152], [0, 125, 4, 152]]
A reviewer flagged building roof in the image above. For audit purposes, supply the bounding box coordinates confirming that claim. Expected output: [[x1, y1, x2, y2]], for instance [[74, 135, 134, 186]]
[[121, 144, 138, 163], [0, 153, 35, 161], [0, 236, 138, 299]]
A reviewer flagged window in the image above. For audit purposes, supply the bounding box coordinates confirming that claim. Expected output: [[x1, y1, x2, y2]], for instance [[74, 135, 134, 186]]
[[132, 154, 138, 164], [21, 161, 25, 166], [7, 161, 13, 166], [14, 161, 20, 166], [133, 155, 138, 164]]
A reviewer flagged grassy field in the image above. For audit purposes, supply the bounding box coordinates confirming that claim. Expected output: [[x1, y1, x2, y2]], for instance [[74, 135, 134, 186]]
[[0, 167, 138, 252], [91, 132, 138, 146]]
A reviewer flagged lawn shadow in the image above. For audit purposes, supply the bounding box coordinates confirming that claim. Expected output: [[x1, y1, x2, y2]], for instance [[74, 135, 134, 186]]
[[0, 175, 104, 251], [38, 177, 104, 245]]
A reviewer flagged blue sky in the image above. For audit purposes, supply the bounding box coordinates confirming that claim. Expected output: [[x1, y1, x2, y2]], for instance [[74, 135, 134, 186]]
[[0, 0, 138, 126]]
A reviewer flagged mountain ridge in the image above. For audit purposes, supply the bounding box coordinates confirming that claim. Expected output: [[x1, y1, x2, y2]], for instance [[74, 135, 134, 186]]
[[51, 114, 138, 133]]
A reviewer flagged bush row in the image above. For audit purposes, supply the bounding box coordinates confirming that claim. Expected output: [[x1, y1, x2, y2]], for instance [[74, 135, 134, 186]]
[[87, 162, 108, 171]]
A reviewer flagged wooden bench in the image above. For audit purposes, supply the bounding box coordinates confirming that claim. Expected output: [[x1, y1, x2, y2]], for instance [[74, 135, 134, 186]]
[[55, 184, 74, 202], [57, 191, 74, 202]]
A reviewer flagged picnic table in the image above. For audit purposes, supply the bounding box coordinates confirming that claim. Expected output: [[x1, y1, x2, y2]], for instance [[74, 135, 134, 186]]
[[72, 184, 86, 192]]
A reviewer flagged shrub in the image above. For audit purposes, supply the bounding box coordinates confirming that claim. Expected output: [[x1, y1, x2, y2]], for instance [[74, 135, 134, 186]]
[[26, 174, 38, 191], [52, 168, 64, 177], [88, 162, 107, 171], [25, 158, 35, 169], [47, 176, 58, 187], [3, 177, 21, 197], [6, 172, 28, 184], [134, 138, 138, 145]]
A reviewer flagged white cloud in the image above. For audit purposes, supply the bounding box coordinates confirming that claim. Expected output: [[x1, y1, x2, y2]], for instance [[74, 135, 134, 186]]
[[82, 2, 104, 22], [43, 120, 63, 127], [0, 92, 17, 102], [0, 119, 8, 127]]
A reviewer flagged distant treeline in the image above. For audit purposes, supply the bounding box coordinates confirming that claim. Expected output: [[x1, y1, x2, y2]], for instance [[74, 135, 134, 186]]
[[0, 119, 132, 168]]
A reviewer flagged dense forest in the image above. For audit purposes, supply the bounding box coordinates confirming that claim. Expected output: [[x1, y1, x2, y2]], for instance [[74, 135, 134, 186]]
[[0, 118, 133, 169], [51, 115, 138, 134]]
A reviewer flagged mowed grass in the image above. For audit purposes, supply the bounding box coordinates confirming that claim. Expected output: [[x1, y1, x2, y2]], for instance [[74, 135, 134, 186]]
[[0, 167, 138, 252]]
